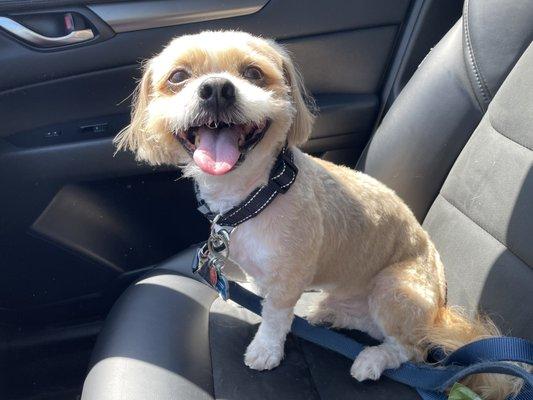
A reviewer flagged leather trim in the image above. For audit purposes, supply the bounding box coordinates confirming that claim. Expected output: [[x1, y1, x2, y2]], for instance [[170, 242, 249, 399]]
[[82, 274, 217, 400], [462, 0, 491, 110], [357, 21, 483, 220]]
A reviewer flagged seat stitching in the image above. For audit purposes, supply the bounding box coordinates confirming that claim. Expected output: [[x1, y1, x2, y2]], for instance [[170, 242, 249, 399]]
[[463, 0, 492, 107], [439, 194, 530, 268], [487, 114, 533, 152]]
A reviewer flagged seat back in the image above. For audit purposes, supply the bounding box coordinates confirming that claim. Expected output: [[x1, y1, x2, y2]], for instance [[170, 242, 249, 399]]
[[359, 0, 533, 338], [424, 42, 533, 339], [358, 0, 533, 221]]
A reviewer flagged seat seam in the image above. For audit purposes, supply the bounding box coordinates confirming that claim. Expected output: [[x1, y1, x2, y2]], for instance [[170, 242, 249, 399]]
[[439, 194, 529, 268], [293, 338, 323, 400], [208, 299, 220, 400], [463, 0, 491, 108], [487, 114, 533, 152]]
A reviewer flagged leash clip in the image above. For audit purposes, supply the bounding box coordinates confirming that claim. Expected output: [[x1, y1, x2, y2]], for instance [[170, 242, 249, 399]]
[[210, 214, 235, 237]]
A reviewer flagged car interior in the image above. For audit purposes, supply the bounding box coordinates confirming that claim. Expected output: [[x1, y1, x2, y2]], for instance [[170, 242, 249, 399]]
[[0, 0, 531, 399]]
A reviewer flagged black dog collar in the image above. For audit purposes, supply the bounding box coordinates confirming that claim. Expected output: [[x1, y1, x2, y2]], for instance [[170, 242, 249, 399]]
[[195, 147, 298, 228]]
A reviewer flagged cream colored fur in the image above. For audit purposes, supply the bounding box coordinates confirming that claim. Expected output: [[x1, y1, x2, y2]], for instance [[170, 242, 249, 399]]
[[115, 31, 523, 400]]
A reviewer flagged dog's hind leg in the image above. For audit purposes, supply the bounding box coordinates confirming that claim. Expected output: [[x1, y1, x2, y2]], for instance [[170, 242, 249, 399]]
[[307, 292, 384, 340], [350, 259, 441, 381]]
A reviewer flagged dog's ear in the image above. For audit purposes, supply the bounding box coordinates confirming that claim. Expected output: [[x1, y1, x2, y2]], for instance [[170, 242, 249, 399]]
[[280, 49, 315, 147], [114, 62, 153, 161]]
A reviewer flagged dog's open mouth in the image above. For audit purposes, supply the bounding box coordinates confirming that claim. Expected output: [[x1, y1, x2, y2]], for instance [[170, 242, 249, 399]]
[[175, 120, 270, 175]]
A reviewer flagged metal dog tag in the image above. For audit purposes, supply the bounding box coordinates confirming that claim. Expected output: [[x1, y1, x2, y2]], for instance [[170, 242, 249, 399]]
[[192, 214, 233, 300], [192, 228, 231, 300]]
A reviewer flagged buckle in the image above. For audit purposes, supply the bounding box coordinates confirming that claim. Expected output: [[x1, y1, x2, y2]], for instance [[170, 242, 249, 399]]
[[271, 152, 298, 194]]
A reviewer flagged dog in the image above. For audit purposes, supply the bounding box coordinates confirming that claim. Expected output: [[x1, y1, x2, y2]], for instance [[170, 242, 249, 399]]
[[115, 31, 521, 399]]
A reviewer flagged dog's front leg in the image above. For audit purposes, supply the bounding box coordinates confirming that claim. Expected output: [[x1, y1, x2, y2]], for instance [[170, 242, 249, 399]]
[[244, 284, 305, 371]]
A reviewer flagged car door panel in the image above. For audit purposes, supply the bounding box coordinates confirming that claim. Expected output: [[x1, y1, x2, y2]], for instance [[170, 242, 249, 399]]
[[0, 0, 410, 91], [1, 28, 395, 145]]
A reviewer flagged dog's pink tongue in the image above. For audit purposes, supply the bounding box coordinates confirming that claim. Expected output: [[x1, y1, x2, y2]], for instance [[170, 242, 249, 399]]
[[193, 127, 240, 175]]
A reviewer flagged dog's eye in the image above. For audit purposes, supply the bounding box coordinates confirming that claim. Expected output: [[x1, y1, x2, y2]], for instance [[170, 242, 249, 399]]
[[243, 66, 263, 81], [168, 69, 190, 84]]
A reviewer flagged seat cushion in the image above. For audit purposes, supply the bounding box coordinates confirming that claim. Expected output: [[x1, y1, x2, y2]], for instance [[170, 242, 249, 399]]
[[209, 295, 418, 400], [82, 248, 420, 400]]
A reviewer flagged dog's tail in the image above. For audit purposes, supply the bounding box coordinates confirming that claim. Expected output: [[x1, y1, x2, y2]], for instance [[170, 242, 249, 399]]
[[420, 306, 525, 400]]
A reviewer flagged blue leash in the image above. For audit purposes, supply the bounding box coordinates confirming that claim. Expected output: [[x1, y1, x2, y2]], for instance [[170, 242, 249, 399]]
[[228, 281, 533, 400]]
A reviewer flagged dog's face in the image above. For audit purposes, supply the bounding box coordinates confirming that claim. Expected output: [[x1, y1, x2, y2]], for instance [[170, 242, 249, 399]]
[[116, 31, 314, 176]]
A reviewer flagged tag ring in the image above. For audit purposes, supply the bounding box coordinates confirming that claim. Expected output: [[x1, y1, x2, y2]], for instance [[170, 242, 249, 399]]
[[208, 231, 230, 260]]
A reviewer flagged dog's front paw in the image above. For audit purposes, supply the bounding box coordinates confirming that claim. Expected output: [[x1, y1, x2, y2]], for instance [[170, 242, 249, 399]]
[[350, 347, 387, 381], [244, 336, 284, 371]]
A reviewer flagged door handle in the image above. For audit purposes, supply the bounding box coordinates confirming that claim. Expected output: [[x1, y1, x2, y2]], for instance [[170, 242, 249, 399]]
[[0, 16, 94, 47]]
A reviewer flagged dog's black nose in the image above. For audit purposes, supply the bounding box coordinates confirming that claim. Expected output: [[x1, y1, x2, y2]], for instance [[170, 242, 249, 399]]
[[198, 78, 236, 112]]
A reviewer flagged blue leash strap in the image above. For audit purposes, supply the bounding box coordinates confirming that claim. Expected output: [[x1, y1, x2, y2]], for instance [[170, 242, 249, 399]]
[[228, 281, 533, 400], [442, 337, 533, 366]]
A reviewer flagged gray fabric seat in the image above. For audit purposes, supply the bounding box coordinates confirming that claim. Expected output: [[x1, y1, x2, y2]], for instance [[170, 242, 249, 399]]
[[82, 0, 533, 399], [423, 50, 533, 339]]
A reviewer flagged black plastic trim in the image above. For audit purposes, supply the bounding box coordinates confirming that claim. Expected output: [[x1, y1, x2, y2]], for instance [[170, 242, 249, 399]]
[[88, 0, 269, 33]]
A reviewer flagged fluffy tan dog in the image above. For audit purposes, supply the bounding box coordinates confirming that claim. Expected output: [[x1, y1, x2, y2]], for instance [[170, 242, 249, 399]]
[[115, 31, 521, 399]]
